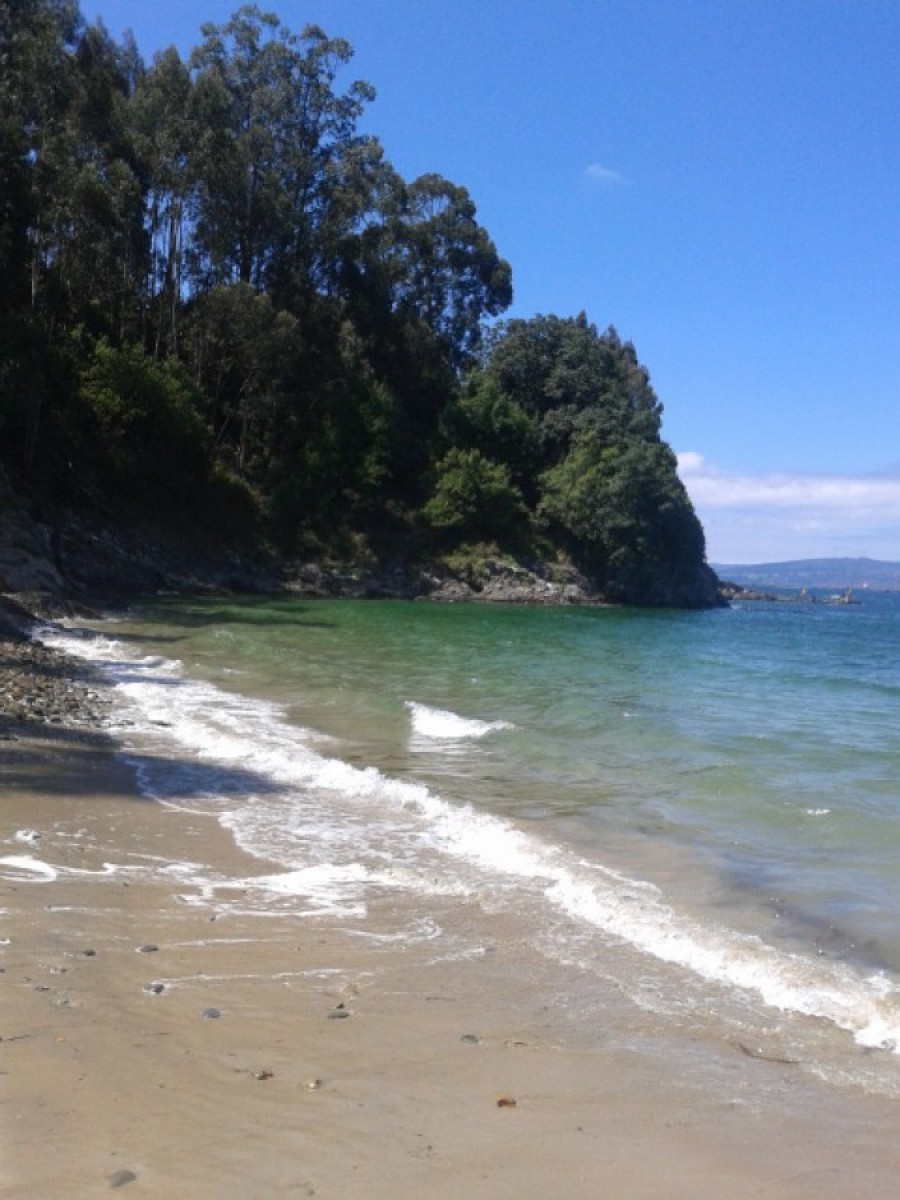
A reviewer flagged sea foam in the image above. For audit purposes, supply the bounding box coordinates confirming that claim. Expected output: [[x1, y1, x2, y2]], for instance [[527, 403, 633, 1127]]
[[37, 623, 900, 1057], [405, 700, 513, 740]]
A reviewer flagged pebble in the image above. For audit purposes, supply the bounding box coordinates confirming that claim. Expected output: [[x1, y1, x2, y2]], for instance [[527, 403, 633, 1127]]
[[136, 944, 159, 954], [143, 982, 165, 994], [201, 1007, 221, 1020], [0, 636, 112, 731], [460, 1033, 480, 1044], [109, 1168, 137, 1188]]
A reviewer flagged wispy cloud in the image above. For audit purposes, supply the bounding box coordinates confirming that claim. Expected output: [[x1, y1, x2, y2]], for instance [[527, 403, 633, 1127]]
[[677, 453, 900, 563], [585, 162, 626, 185]]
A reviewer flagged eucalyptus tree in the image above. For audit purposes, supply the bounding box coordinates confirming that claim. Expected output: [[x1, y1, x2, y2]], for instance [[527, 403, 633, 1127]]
[[1, 1, 148, 474], [11, 14, 146, 343], [342, 170, 512, 368], [61, 22, 146, 341], [184, 281, 301, 478], [0, 0, 81, 314], [389, 173, 512, 369], [333, 168, 514, 499], [185, 5, 376, 302], [130, 46, 195, 357]]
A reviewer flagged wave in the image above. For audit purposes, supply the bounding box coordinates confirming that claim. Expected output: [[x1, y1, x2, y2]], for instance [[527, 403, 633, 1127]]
[[405, 700, 513, 740], [36, 624, 900, 1058]]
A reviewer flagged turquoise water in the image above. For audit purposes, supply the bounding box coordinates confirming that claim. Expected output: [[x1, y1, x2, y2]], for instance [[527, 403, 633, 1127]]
[[40, 590, 900, 1094]]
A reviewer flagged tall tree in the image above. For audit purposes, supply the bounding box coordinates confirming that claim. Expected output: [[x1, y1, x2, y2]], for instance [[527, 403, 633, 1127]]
[[130, 45, 195, 357], [391, 173, 512, 368], [186, 5, 376, 301], [0, 1, 78, 472], [185, 281, 300, 478], [20, 17, 145, 343], [344, 171, 512, 370]]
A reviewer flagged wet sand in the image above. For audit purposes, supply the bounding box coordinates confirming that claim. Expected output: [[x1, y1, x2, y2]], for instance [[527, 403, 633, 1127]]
[[3, 725, 900, 1198]]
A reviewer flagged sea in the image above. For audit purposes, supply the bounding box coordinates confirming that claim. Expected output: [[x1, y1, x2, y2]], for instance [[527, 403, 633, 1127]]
[[35, 588, 900, 1099]]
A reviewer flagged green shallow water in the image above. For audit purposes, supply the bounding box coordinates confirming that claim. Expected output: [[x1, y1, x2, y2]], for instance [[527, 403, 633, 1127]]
[[114, 591, 900, 968], [40, 589, 900, 1093]]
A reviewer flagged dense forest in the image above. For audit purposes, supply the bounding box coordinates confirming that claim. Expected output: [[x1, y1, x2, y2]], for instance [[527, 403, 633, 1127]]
[[0, 1, 718, 606]]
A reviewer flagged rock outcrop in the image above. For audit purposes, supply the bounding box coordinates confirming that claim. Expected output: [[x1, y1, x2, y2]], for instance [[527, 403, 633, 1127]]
[[1, 466, 722, 614]]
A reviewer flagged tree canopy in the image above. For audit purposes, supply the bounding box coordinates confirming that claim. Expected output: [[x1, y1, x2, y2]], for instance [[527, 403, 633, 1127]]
[[0, 2, 715, 606]]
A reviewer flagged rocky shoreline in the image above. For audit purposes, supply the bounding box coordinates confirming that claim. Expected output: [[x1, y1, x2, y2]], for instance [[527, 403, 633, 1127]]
[[0, 556, 597, 739], [0, 616, 112, 736], [0, 464, 727, 741], [1, 457, 724, 622], [0, 508, 598, 740]]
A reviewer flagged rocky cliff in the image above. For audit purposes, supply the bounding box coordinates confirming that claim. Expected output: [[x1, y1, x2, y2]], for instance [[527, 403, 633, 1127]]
[[1, 469, 722, 615]]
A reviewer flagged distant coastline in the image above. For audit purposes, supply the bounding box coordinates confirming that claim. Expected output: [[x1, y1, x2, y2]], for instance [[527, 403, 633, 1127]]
[[713, 556, 900, 592]]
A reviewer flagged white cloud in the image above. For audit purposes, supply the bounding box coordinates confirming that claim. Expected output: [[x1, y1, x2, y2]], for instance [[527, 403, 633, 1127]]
[[585, 162, 626, 185], [676, 453, 900, 563]]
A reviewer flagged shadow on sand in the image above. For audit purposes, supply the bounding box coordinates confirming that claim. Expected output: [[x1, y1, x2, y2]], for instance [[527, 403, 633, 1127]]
[[0, 720, 283, 803]]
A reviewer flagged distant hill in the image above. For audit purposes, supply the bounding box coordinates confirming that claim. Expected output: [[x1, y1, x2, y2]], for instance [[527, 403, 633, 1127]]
[[713, 557, 900, 591]]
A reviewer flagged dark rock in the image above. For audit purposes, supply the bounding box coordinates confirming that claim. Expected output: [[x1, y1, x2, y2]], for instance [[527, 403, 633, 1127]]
[[1, 456, 723, 623], [109, 1168, 137, 1188], [0, 634, 113, 733]]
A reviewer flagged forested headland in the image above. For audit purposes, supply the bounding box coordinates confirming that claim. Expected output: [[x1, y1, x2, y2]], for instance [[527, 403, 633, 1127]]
[[1, 2, 720, 607]]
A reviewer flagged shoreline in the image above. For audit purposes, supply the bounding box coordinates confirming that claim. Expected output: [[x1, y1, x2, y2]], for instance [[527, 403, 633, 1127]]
[[3, 623, 900, 1196]]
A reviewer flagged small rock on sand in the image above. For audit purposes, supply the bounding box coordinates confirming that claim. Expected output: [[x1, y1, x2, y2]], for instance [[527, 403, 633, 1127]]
[[109, 1168, 137, 1188]]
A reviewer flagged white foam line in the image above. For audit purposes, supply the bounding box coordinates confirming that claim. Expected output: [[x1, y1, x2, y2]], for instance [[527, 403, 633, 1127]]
[[39, 622, 900, 1055], [0, 855, 58, 881]]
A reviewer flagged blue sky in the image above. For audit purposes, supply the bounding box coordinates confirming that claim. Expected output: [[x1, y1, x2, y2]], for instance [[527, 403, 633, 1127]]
[[88, 0, 900, 563]]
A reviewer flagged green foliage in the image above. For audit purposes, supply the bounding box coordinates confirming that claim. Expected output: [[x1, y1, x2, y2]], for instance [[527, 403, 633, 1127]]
[[268, 368, 396, 541], [200, 460, 261, 538], [185, 5, 377, 298], [0, 3, 715, 604], [485, 313, 663, 454], [387, 173, 512, 367], [423, 448, 526, 543], [439, 372, 540, 498], [185, 282, 302, 479], [539, 433, 706, 591], [78, 342, 210, 509]]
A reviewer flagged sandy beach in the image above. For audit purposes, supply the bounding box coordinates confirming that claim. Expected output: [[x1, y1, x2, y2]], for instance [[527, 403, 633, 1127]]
[[3, 651, 900, 1198]]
